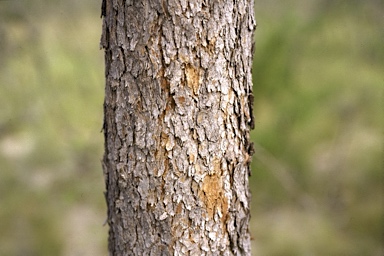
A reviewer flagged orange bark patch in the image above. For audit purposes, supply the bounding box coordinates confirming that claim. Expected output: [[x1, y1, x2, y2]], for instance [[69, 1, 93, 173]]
[[158, 67, 168, 90], [201, 173, 229, 222], [176, 202, 183, 215], [185, 64, 200, 95], [177, 96, 185, 105]]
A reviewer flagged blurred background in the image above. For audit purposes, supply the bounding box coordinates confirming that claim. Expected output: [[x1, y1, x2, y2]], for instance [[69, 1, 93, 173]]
[[0, 0, 382, 255]]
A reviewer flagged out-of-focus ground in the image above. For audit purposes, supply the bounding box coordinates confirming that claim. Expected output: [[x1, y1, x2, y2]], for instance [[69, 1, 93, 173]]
[[0, 0, 382, 255]]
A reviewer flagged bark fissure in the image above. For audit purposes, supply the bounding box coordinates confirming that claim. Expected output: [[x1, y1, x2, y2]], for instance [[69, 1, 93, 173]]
[[102, 0, 255, 255]]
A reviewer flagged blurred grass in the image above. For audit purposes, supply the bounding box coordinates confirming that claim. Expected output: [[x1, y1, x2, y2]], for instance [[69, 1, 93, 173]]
[[0, 1, 107, 255], [250, 1, 383, 255], [0, 0, 383, 255]]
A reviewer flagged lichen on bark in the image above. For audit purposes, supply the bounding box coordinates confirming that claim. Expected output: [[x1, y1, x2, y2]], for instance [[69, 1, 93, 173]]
[[101, 0, 256, 255]]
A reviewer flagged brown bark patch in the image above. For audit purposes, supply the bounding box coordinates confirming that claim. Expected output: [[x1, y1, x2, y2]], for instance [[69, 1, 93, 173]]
[[185, 64, 200, 95], [201, 173, 228, 222], [176, 202, 183, 215]]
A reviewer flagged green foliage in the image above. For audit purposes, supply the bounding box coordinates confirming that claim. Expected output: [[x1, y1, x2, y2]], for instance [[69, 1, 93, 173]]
[[0, 1, 107, 255], [250, 1, 383, 255], [0, 0, 382, 255]]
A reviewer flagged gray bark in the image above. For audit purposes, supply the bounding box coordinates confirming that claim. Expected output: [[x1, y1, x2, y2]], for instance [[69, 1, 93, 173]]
[[101, 0, 255, 255]]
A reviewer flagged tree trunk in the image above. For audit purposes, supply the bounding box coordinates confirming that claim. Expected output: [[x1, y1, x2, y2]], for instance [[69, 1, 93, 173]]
[[101, 0, 255, 255]]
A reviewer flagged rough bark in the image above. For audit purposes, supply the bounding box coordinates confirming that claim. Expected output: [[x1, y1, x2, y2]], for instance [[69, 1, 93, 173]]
[[101, 0, 255, 255]]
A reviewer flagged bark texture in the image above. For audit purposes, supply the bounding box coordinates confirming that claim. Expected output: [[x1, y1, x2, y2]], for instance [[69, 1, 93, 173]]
[[101, 0, 255, 255]]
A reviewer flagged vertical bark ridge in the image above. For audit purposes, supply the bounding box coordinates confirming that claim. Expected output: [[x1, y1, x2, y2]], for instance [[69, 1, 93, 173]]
[[102, 0, 255, 255]]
